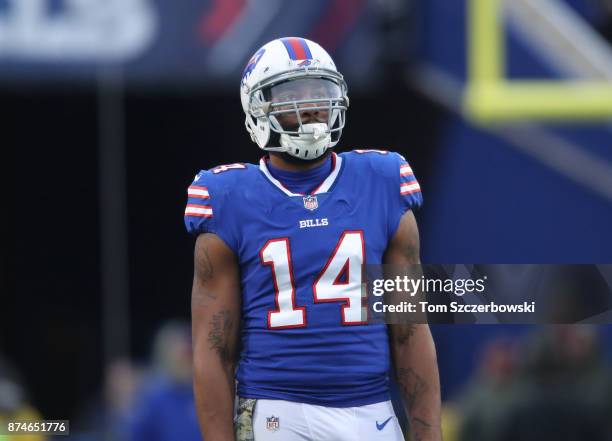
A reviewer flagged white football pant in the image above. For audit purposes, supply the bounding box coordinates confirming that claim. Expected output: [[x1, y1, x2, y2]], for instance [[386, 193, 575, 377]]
[[252, 399, 404, 441]]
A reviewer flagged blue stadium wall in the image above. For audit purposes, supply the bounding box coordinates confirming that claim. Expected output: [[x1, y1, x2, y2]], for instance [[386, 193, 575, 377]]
[[418, 0, 612, 399]]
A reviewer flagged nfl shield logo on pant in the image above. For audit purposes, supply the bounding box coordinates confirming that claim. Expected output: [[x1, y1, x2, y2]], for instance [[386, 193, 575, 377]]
[[266, 416, 280, 431], [303, 195, 318, 211]]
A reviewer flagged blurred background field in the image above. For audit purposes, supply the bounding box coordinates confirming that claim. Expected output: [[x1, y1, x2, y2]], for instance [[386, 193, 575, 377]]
[[3, 0, 612, 440]]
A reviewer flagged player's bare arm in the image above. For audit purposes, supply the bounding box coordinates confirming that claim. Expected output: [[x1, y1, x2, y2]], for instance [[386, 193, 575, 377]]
[[192, 233, 241, 441], [384, 211, 443, 441]]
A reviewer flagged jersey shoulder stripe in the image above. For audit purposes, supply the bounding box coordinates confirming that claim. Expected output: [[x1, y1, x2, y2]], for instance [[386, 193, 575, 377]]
[[400, 182, 421, 195], [398, 157, 422, 207], [185, 203, 213, 217], [187, 185, 210, 199]]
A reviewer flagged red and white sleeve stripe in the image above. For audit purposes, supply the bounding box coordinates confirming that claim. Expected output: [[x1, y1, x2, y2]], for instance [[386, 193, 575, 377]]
[[400, 182, 421, 195], [400, 164, 413, 177], [185, 204, 213, 217], [399, 162, 420, 195], [187, 185, 210, 199]]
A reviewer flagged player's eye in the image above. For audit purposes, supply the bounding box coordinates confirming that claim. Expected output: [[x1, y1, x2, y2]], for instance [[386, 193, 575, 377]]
[[276, 93, 297, 102]]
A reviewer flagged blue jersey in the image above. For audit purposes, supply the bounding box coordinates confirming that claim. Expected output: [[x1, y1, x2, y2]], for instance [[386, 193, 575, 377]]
[[185, 150, 422, 407]]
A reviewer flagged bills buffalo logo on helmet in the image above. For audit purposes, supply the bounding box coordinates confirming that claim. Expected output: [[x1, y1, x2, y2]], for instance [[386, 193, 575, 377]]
[[241, 48, 265, 86]]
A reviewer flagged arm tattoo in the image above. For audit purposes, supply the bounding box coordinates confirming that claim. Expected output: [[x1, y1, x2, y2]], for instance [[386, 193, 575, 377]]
[[412, 417, 432, 429], [208, 310, 234, 362], [396, 367, 428, 412], [192, 243, 218, 306], [192, 289, 218, 306], [196, 245, 214, 282], [396, 367, 433, 438], [395, 325, 415, 345]]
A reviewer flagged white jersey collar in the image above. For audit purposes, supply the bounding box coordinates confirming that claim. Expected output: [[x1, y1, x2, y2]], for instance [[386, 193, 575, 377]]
[[259, 152, 343, 197]]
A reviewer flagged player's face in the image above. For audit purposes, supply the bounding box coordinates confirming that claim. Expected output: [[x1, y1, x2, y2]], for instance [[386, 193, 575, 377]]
[[268, 78, 342, 131]]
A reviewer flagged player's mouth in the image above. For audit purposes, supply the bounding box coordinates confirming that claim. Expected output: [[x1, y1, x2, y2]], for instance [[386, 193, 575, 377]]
[[285, 117, 328, 131]]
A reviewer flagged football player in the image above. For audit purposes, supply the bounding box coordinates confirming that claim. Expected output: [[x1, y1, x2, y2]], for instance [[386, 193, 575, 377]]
[[186, 37, 442, 441]]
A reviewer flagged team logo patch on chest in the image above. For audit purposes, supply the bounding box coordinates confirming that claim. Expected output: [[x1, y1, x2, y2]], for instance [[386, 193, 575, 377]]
[[266, 416, 280, 431], [303, 195, 318, 211]]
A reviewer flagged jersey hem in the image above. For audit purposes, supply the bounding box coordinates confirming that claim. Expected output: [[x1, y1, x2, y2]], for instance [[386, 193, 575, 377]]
[[237, 391, 390, 408]]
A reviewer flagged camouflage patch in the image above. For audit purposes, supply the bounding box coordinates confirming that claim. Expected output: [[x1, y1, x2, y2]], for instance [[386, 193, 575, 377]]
[[235, 397, 256, 441]]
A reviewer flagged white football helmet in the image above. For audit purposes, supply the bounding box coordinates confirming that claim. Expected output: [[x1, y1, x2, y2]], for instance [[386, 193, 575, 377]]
[[240, 37, 349, 160]]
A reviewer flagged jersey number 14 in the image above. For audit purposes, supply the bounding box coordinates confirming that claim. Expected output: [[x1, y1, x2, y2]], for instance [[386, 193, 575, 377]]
[[260, 231, 366, 329]]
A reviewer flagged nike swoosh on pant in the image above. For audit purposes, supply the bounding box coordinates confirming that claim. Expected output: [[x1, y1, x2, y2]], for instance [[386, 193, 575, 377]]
[[376, 417, 392, 431]]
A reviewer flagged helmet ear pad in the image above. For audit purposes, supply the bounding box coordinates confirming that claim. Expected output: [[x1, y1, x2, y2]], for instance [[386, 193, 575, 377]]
[[245, 114, 271, 148]]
